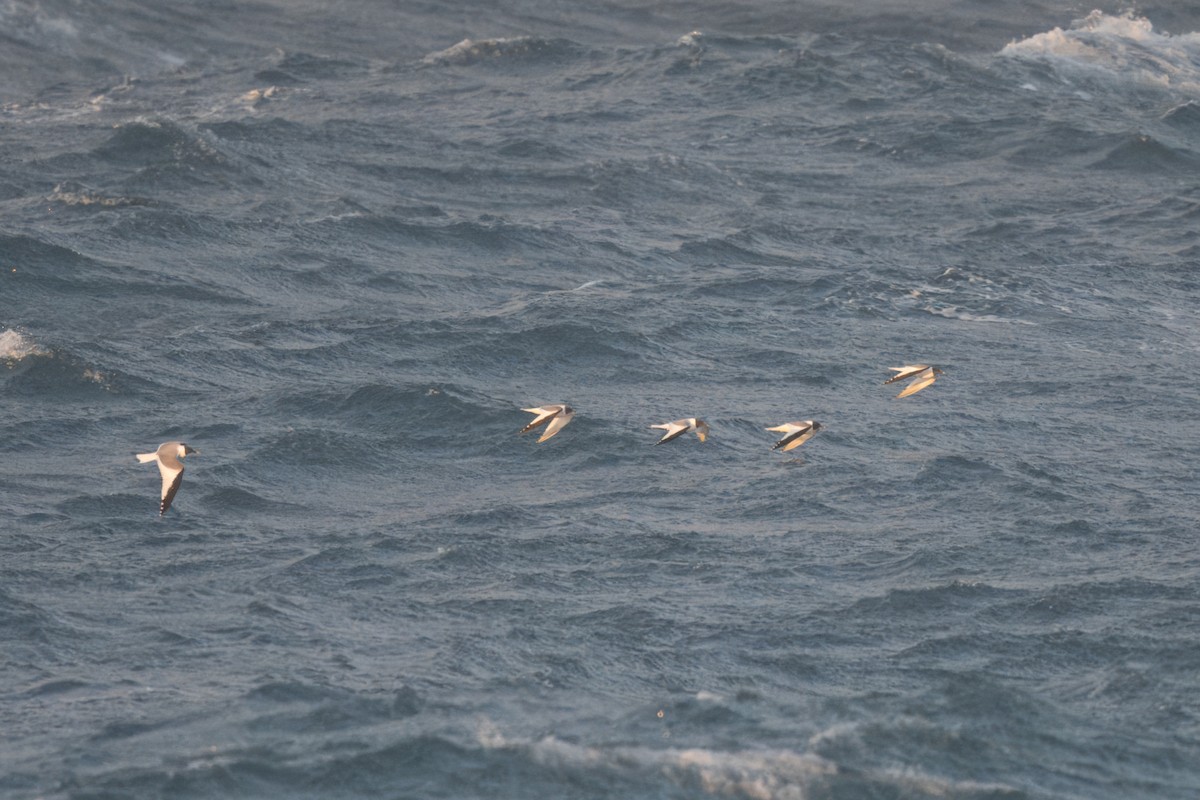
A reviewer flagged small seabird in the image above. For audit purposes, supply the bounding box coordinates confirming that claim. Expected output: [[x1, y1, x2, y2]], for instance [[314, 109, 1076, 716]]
[[884, 365, 945, 398], [136, 441, 198, 516], [650, 417, 709, 445], [766, 420, 822, 452], [520, 404, 575, 443]]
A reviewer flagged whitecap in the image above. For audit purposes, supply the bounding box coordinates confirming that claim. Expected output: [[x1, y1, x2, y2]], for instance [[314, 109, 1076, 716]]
[[47, 183, 145, 208], [478, 723, 836, 799], [0, 329, 46, 362], [421, 36, 571, 66], [1000, 11, 1200, 95], [922, 304, 1037, 325], [478, 721, 1020, 798]]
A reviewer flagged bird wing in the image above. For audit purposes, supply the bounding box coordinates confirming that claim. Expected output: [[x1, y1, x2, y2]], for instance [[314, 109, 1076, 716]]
[[884, 365, 929, 384], [895, 369, 938, 398], [158, 461, 185, 516], [778, 429, 816, 451], [537, 410, 573, 442], [765, 423, 801, 434], [652, 421, 688, 445]]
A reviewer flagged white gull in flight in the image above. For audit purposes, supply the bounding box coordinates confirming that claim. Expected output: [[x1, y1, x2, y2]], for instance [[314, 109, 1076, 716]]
[[650, 417, 710, 445], [884, 365, 945, 398], [136, 441, 198, 516], [520, 404, 575, 443], [766, 421, 822, 452]]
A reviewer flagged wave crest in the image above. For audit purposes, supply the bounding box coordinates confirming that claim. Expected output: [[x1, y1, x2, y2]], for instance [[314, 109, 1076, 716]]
[[0, 329, 45, 361], [422, 37, 581, 66], [477, 722, 1018, 799], [1001, 11, 1200, 95]]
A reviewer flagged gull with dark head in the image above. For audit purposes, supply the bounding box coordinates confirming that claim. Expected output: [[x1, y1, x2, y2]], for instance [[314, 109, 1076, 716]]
[[520, 404, 575, 443], [650, 417, 709, 445], [884, 364, 945, 398], [766, 420, 822, 452], [136, 441, 198, 516]]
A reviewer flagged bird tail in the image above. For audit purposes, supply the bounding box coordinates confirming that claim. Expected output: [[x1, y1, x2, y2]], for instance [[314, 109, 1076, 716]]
[[136, 452, 157, 463]]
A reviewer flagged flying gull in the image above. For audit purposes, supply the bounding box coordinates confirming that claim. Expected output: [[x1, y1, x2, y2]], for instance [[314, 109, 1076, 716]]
[[884, 365, 945, 398], [520, 404, 575, 442], [766, 420, 822, 452], [650, 417, 709, 445], [136, 441, 198, 516]]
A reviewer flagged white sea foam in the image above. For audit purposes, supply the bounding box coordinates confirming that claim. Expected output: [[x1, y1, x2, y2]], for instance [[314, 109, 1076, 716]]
[[0, 329, 109, 384], [0, 329, 45, 362], [47, 183, 144, 208], [922, 304, 1036, 325], [422, 36, 560, 66], [479, 723, 836, 799], [1001, 11, 1200, 94], [479, 721, 1019, 798]]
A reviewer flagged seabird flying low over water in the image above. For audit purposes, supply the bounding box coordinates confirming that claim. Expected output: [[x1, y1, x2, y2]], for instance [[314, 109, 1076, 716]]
[[520, 404, 575, 442], [650, 417, 709, 445], [136, 441, 198, 516], [884, 365, 945, 398], [766, 421, 822, 452]]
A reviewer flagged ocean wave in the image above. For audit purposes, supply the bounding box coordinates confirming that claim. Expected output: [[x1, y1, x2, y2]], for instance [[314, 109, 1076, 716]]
[[421, 36, 585, 67], [95, 119, 225, 167], [252, 428, 392, 470], [90, 118, 261, 193], [46, 181, 149, 209], [849, 580, 1011, 618], [478, 722, 1019, 799], [298, 212, 590, 260], [0, 331, 121, 395], [268, 383, 505, 445], [585, 154, 746, 210], [674, 236, 806, 267], [1001, 11, 1200, 96], [479, 722, 838, 799], [1091, 132, 1200, 171], [0, 231, 95, 274], [244, 680, 421, 726], [199, 116, 308, 144], [0, 587, 77, 648], [446, 321, 652, 377], [914, 455, 1004, 488], [56, 492, 149, 518], [269, 50, 371, 81], [0, 329, 46, 361], [199, 486, 304, 514]]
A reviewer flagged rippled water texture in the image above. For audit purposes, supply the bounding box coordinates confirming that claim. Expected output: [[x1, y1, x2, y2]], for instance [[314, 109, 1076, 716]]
[[3, 2, 1200, 798]]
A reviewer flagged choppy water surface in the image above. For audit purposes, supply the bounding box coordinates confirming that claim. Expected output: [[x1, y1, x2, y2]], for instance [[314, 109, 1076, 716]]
[[3, 2, 1200, 798]]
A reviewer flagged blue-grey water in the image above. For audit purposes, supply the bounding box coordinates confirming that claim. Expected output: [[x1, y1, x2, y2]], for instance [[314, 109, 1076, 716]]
[[3, 2, 1200, 797]]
